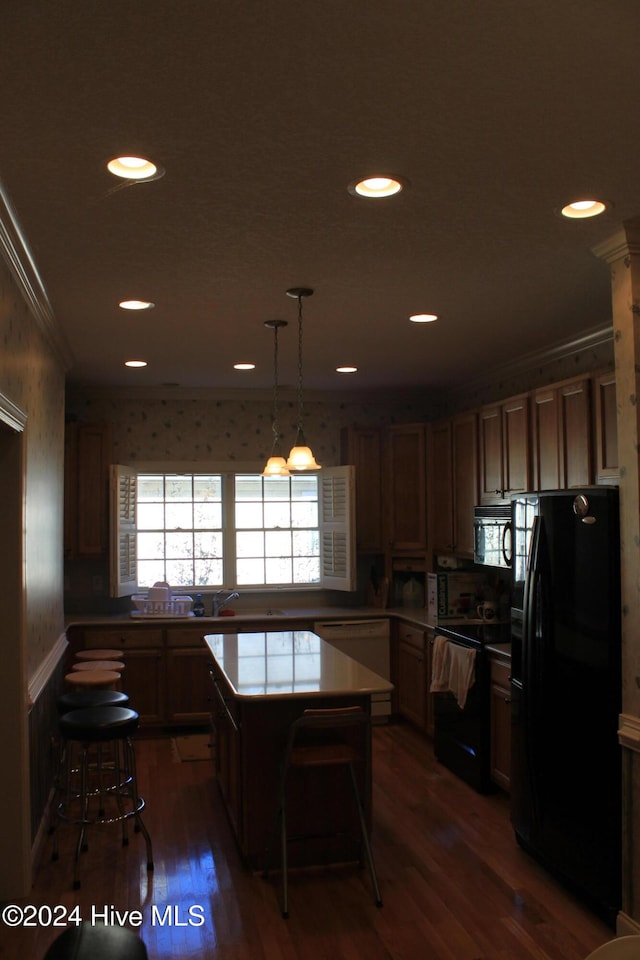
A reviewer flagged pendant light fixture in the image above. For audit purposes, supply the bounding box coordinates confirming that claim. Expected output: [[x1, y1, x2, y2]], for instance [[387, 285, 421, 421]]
[[286, 287, 321, 471], [262, 319, 291, 477]]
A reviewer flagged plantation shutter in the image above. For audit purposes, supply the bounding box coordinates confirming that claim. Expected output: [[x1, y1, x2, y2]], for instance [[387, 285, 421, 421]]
[[110, 464, 138, 597], [319, 465, 356, 592]]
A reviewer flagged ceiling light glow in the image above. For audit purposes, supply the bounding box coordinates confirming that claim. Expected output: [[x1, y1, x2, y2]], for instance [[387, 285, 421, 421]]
[[107, 156, 162, 181], [410, 313, 438, 323], [124, 359, 147, 368], [560, 199, 607, 219], [234, 362, 256, 371], [349, 175, 405, 198], [119, 300, 155, 310], [336, 366, 358, 374]]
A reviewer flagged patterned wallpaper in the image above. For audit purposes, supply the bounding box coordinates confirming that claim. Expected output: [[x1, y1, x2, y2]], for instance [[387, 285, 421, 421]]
[[0, 259, 66, 680]]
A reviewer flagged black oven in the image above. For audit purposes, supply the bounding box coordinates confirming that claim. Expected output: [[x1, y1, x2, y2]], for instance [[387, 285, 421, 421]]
[[432, 623, 505, 794]]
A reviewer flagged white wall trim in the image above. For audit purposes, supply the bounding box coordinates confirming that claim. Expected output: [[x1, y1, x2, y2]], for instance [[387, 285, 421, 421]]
[[0, 178, 73, 372], [0, 391, 26, 432], [28, 632, 68, 707], [618, 714, 640, 752], [616, 912, 640, 936]]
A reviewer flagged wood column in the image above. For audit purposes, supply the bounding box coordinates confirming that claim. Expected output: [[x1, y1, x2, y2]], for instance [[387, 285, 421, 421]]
[[594, 218, 640, 932]]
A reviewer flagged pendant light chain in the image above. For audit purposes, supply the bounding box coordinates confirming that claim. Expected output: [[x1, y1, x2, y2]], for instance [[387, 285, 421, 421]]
[[295, 293, 304, 437], [272, 320, 281, 446]]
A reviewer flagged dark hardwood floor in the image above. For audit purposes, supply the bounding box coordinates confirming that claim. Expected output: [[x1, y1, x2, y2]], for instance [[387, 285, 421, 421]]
[[2, 722, 612, 960]]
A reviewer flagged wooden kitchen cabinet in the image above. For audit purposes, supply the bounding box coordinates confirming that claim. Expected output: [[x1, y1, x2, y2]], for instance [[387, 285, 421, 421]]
[[489, 648, 511, 792], [479, 395, 530, 503], [386, 424, 427, 552], [166, 646, 212, 723], [64, 421, 113, 558], [395, 621, 429, 730], [593, 370, 619, 484], [209, 663, 243, 843], [532, 376, 592, 490], [340, 426, 384, 553], [428, 413, 477, 559]]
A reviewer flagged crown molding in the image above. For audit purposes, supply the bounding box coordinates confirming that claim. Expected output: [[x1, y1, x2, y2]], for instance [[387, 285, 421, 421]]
[[0, 178, 73, 371]]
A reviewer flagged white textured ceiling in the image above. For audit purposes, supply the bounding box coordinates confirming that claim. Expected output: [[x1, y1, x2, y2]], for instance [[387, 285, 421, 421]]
[[0, 1, 637, 394]]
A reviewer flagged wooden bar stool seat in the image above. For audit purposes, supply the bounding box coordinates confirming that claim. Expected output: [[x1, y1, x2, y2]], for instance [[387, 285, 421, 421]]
[[75, 649, 125, 662], [65, 671, 120, 692], [71, 660, 125, 673]]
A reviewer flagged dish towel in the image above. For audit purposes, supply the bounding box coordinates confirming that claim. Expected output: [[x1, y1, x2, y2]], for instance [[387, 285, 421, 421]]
[[430, 635, 476, 709]]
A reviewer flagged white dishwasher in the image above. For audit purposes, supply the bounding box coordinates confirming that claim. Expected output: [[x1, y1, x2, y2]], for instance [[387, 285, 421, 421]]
[[313, 619, 391, 720]]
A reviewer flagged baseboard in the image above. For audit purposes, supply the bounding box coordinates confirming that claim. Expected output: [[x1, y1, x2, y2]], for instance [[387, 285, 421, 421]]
[[616, 911, 640, 935]]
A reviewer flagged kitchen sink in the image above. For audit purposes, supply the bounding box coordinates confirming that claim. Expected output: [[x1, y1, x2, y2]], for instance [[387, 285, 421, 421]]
[[216, 608, 286, 618]]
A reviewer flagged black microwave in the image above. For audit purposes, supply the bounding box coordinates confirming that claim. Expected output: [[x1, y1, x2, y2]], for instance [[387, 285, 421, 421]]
[[473, 505, 513, 568]]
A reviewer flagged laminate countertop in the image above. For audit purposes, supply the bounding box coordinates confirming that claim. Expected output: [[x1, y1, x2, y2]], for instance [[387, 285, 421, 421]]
[[204, 629, 394, 701]]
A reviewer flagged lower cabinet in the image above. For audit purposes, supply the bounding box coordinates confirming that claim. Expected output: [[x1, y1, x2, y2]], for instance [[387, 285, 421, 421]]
[[395, 621, 433, 734], [489, 649, 512, 792], [166, 647, 212, 723], [209, 664, 242, 842]]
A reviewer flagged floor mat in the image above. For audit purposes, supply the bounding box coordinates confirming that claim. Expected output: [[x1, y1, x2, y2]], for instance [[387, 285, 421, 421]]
[[172, 733, 213, 762]]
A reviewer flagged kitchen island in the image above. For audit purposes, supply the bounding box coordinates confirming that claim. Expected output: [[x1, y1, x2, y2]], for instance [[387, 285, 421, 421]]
[[205, 629, 393, 870]]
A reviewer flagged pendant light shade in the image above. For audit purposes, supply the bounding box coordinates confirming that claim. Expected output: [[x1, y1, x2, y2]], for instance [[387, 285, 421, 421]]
[[262, 319, 290, 478], [286, 287, 321, 471]]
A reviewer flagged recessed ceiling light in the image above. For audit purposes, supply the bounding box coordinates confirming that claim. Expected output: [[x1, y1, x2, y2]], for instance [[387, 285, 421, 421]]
[[234, 362, 256, 371], [410, 313, 438, 323], [124, 359, 147, 368], [119, 300, 155, 311], [336, 366, 358, 374], [560, 199, 608, 219], [348, 175, 406, 199], [107, 156, 164, 181]]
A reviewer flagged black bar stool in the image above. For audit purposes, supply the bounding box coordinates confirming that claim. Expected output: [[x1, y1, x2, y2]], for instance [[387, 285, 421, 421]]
[[52, 706, 153, 889], [264, 705, 383, 918], [43, 921, 148, 959]]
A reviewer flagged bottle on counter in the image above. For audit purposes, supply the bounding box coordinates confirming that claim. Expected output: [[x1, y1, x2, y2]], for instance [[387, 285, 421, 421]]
[[193, 593, 205, 617]]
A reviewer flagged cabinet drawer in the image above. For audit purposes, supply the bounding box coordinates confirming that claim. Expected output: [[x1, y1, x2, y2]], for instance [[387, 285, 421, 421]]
[[395, 622, 425, 649], [166, 626, 209, 647], [490, 656, 511, 687], [81, 627, 164, 649]]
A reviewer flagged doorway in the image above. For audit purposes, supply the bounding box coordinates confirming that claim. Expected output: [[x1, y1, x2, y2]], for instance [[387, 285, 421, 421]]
[[0, 407, 31, 898]]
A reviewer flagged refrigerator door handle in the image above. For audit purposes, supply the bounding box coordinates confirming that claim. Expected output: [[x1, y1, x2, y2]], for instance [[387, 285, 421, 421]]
[[521, 514, 543, 829]]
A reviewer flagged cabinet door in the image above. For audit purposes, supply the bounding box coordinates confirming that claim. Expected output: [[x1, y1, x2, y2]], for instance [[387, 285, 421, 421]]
[[166, 647, 212, 723], [210, 673, 242, 840], [502, 394, 530, 496], [428, 420, 453, 553], [425, 629, 435, 737], [478, 405, 503, 503], [75, 423, 113, 556], [593, 371, 619, 483], [340, 427, 383, 552], [386, 425, 427, 551], [532, 387, 561, 490], [120, 648, 165, 725], [451, 412, 478, 556], [489, 655, 511, 792], [396, 622, 427, 728], [559, 377, 592, 488]]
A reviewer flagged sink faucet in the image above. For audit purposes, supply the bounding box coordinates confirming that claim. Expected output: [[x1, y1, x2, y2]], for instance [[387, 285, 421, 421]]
[[212, 589, 240, 617]]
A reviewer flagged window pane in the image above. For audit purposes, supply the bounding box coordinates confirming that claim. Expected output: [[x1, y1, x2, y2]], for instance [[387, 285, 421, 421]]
[[194, 559, 223, 586], [165, 477, 193, 501], [166, 559, 195, 586], [263, 477, 290, 500], [291, 475, 318, 500], [265, 530, 292, 557], [293, 556, 320, 583], [137, 531, 165, 559], [138, 560, 165, 587], [235, 476, 263, 500], [165, 531, 193, 558], [194, 531, 221, 557], [165, 503, 193, 530], [292, 529, 319, 556], [138, 476, 164, 501], [194, 476, 221, 500], [235, 502, 263, 528], [291, 501, 318, 527], [138, 503, 165, 529], [193, 502, 221, 528], [237, 531, 264, 557], [237, 558, 265, 585], [266, 556, 292, 583], [264, 502, 291, 528]]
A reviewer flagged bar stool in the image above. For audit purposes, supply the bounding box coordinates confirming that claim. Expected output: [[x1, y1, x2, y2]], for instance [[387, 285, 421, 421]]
[[75, 649, 126, 662], [44, 921, 148, 959], [264, 705, 382, 918], [52, 706, 153, 889], [64, 670, 121, 692], [71, 660, 125, 673]]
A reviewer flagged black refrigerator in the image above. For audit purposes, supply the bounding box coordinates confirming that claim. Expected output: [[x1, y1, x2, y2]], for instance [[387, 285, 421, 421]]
[[510, 487, 621, 923]]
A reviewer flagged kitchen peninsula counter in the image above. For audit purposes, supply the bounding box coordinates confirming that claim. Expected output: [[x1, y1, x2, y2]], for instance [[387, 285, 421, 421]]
[[205, 629, 392, 870]]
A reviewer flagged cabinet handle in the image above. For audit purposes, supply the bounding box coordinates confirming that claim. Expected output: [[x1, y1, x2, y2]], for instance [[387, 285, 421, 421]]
[[504, 697, 511, 703]]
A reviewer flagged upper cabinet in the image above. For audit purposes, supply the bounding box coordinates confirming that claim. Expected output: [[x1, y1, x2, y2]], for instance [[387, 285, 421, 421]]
[[479, 394, 530, 503], [428, 413, 478, 557], [340, 426, 384, 553], [531, 376, 592, 490], [386, 424, 427, 552], [64, 421, 113, 558], [593, 370, 619, 484]]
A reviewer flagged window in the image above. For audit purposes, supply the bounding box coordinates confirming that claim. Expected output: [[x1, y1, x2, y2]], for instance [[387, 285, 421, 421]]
[[110, 464, 355, 596]]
